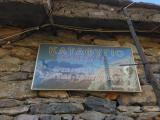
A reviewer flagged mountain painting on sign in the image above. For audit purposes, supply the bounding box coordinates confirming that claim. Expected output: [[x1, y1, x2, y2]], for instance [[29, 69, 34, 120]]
[[31, 44, 141, 92]]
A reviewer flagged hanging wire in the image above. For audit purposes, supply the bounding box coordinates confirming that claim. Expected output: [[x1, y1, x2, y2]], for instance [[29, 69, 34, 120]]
[[0, 22, 159, 44], [0, 24, 51, 43]]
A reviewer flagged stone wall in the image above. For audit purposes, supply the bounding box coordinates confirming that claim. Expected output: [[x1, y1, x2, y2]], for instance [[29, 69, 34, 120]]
[[0, 27, 160, 120]]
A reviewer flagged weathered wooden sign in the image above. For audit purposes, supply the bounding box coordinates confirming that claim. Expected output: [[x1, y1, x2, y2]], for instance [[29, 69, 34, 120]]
[[31, 44, 141, 92]]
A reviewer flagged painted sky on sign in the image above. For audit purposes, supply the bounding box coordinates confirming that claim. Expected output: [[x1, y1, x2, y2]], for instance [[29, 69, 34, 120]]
[[133, 0, 160, 5]]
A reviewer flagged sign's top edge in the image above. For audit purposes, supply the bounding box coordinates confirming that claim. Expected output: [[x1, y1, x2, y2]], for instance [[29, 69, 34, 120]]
[[39, 43, 133, 49]]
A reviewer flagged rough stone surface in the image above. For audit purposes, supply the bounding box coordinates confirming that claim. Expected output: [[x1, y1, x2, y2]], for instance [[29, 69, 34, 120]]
[[105, 115, 134, 120], [0, 99, 23, 108], [0, 72, 28, 81], [137, 112, 160, 120], [61, 114, 73, 120], [25, 98, 66, 104], [15, 114, 38, 120], [79, 111, 106, 120], [30, 103, 84, 114], [0, 106, 29, 115], [38, 91, 68, 98], [94, 39, 120, 46], [11, 47, 36, 60], [118, 85, 157, 105], [0, 81, 37, 99], [142, 106, 160, 112], [57, 30, 77, 40], [13, 34, 60, 48], [0, 56, 22, 64], [0, 48, 10, 58], [39, 115, 61, 120], [21, 61, 35, 72], [0, 115, 13, 120], [85, 96, 116, 113], [0, 63, 20, 72], [117, 106, 141, 113]]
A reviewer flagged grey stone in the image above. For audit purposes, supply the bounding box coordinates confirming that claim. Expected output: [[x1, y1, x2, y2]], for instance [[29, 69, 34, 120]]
[[21, 61, 35, 72], [0, 56, 22, 65], [153, 74, 160, 89], [0, 72, 28, 81], [30, 103, 84, 114], [137, 112, 160, 120], [118, 112, 139, 118], [39, 115, 61, 120], [79, 111, 106, 120], [105, 115, 134, 120], [61, 114, 73, 120], [117, 106, 141, 113], [0, 115, 13, 120], [142, 106, 160, 112], [0, 99, 23, 108], [84, 96, 116, 113], [0, 106, 29, 115], [151, 64, 160, 73], [0, 81, 37, 99], [15, 114, 38, 120]]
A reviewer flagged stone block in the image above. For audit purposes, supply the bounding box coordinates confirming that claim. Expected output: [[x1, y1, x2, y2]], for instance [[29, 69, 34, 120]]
[[79, 111, 106, 120], [0, 115, 13, 120], [38, 91, 68, 98], [39, 115, 61, 120], [57, 30, 77, 40], [0, 63, 20, 72], [146, 56, 158, 63], [0, 106, 29, 115], [105, 115, 134, 120], [140, 41, 160, 48], [21, 61, 35, 72], [11, 47, 36, 60], [84, 96, 116, 113], [0, 48, 10, 58], [15, 114, 38, 120], [142, 106, 160, 112], [0, 56, 22, 64], [0, 72, 28, 81], [0, 99, 23, 108], [26, 98, 66, 104], [61, 114, 73, 120], [116, 35, 131, 43], [137, 112, 160, 120], [118, 85, 157, 105], [0, 81, 37, 99], [117, 106, 141, 113], [93, 39, 120, 46], [30, 103, 84, 114], [144, 48, 160, 57]]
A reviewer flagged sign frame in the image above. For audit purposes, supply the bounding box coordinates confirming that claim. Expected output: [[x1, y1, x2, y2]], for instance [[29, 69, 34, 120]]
[[31, 43, 142, 92]]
